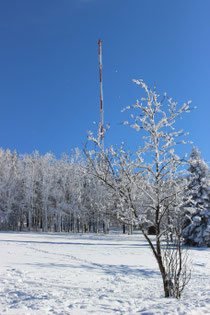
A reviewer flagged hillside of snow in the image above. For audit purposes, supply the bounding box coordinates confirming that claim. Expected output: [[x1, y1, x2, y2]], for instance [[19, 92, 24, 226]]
[[0, 231, 209, 314]]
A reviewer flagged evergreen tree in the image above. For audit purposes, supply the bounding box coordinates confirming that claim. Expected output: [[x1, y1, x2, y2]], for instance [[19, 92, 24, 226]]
[[183, 147, 210, 247]]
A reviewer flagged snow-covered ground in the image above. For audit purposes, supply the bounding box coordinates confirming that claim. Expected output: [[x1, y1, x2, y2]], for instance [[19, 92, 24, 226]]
[[0, 231, 209, 315]]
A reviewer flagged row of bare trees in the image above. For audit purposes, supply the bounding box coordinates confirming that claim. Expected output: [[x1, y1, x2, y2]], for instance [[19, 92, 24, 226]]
[[0, 149, 112, 233]]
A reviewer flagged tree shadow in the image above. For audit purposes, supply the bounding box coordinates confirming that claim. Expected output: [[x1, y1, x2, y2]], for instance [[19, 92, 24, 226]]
[[21, 261, 159, 278], [0, 239, 150, 248]]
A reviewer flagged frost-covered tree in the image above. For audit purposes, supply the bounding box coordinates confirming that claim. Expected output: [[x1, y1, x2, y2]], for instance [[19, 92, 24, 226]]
[[183, 147, 210, 247], [39, 153, 56, 232], [20, 152, 41, 231], [85, 79, 193, 298], [0, 149, 21, 230]]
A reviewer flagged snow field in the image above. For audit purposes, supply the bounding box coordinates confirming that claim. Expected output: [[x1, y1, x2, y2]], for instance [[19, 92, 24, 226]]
[[0, 231, 209, 314]]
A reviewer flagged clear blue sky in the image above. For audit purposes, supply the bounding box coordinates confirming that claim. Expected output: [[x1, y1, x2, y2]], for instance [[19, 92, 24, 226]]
[[0, 0, 209, 162]]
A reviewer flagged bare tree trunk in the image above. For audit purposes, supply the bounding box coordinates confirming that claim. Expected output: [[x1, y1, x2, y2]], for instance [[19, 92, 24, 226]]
[[77, 217, 80, 233], [96, 217, 99, 233], [123, 224, 126, 234], [43, 206, 48, 232], [128, 224, 133, 235], [103, 219, 109, 234], [28, 208, 32, 232], [57, 212, 61, 232], [88, 218, 92, 232]]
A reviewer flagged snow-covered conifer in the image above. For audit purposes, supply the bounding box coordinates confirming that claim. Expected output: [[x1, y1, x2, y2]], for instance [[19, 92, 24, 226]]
[[183, 147, 210, 247]]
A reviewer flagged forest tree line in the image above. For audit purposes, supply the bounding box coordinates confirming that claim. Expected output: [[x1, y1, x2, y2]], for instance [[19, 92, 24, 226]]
[[0, 148, 110, 233], [0, 145, 209, 246]]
